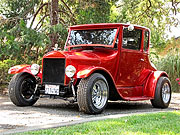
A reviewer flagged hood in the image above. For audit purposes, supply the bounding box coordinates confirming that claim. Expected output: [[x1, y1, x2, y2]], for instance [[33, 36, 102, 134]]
[[43, 50, 100, 65], [43, 48, 118, 67]]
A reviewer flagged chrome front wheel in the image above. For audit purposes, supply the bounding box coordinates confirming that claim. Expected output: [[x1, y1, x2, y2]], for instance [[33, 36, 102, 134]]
[[77, 73, 109, 114]]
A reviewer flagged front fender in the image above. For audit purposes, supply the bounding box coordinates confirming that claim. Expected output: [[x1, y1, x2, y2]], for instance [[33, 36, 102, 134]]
[[77, 66, 112, 79], [8, 64, 42, 79], [144, 71, 168, 98], [8, 64, 31, 74]]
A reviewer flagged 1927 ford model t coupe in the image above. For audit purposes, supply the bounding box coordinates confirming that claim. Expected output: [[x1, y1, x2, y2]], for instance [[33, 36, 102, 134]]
[[8, 23, 171, 114]]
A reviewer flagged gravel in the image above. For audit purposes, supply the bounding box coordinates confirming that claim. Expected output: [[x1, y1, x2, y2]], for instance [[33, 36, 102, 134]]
[[0, 93, 180, 134]]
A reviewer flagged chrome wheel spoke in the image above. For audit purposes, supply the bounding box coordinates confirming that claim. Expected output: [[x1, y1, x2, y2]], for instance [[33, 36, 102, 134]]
[[162, 83, 170, 104], [91, 80, 108, 109]]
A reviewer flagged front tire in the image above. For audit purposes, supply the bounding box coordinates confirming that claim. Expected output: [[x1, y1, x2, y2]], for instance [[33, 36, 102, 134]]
[[151, 76, 171, 108], [77, 73, 109, 114], [9, 73, 38, 106]]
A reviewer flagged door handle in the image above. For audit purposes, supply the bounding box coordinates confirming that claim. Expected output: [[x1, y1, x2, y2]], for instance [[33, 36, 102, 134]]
[[140, 58, 144, 62]]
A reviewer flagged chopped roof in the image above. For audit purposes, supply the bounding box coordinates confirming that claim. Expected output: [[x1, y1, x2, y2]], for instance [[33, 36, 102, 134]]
[[69, 23, 150, 31]]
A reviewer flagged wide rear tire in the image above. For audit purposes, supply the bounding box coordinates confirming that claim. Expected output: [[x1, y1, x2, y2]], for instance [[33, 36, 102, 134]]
[[77, 73, 109, 114], [9, 73, 38, 106], [151, 76, 171, 108]]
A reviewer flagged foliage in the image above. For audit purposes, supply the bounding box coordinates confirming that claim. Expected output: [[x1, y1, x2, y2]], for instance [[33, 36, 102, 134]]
[[151, 38, 180, 92], [1, 0, 179, 58], [74, 0, 115, 24], [0, 0, 39, 17], [0, 0, 118, 63], [0, 20, 50, 64], [46, 23, 68, 49], [0, 59, 16, 83], [156, 52, 180, 92], [20, 111, 180, 135], [176, 78, 180, 86], [0, 0, 40, 29], [114, 0, 180, 49]]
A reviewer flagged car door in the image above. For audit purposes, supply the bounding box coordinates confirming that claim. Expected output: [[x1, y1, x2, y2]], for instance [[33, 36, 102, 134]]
[[116, 27, 144, 88]]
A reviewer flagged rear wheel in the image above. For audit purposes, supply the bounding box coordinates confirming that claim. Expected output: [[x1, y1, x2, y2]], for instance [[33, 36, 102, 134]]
[[77, 73, 109, 114], [151, 76, 171, 108], [9, 73, 38, 106]]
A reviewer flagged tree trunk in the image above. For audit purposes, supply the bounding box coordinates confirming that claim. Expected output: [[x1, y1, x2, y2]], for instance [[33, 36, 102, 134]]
[[49, 0, 59, 50]]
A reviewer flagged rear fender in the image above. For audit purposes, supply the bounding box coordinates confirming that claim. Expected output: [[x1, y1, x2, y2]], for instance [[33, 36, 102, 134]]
[[144, 71, 168, 98], [8, 64, 42, 79]]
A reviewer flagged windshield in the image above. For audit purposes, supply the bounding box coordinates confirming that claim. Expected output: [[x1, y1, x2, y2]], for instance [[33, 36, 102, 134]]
[[68, 28, 117, 46]]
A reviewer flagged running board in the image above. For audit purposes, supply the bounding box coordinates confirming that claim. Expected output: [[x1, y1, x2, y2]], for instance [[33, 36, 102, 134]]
[[123, 96, 153, 101]]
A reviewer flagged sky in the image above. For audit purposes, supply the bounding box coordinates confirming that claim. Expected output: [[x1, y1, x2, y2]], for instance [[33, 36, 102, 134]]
[[167, 13, 180, 39], [169, 26, 180, 38]]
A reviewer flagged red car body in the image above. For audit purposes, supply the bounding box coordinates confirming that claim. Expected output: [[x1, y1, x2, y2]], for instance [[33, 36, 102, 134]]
[[8, 23, 171, 114]]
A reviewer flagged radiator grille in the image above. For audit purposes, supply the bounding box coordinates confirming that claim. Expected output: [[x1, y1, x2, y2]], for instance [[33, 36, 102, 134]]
[[43, 58, 65, 84]]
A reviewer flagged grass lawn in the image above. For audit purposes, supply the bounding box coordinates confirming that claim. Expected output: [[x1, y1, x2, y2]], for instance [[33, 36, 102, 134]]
[[20, 111, 180, 135]]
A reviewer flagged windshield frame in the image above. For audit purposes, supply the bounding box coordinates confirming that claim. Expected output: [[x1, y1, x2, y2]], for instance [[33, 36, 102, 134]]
[[65, 27, 120, 49]]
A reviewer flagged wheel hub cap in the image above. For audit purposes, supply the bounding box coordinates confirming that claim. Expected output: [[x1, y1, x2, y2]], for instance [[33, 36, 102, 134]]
[[20, 79, 35, 101], [162, 82, 170, 104], [92, 80, 108, 109]]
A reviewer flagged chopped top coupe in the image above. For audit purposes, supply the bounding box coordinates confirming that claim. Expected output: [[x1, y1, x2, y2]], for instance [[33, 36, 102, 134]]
[[8, 23, 171, 114]]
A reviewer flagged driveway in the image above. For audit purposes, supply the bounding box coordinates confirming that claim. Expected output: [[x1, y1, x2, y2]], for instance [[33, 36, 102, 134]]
[[0, 93, 180, 134]]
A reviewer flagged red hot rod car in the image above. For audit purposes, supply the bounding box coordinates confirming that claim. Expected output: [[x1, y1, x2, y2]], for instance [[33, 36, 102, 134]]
[[8, 23, 171, 114]]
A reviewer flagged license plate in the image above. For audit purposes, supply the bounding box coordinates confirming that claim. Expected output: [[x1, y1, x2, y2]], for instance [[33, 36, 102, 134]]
[[45, 85, 59, 95]]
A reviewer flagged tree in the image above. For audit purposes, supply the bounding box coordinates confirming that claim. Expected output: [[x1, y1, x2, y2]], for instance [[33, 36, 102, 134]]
[[49, 0, 59, 49], [114, 0, 180, 48], [0, 0, 50, 62]]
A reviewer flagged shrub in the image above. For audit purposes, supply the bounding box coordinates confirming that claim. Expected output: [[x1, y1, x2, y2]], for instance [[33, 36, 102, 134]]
[[152, 50, 180, 92], [0, 59, 16, 84]]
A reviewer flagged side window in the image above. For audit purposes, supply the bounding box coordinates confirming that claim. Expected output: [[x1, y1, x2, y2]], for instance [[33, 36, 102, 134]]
[[122, 28, 142, 50], [144, 31, 149, 51]]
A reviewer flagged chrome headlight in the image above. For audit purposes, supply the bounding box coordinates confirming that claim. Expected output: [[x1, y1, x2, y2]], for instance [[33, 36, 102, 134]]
[[31, 64, 40, 75], [65, 65, 76, 78]]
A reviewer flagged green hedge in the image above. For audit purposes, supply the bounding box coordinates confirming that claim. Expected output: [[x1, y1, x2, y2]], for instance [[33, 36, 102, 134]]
[[0, 59, 16, 84]]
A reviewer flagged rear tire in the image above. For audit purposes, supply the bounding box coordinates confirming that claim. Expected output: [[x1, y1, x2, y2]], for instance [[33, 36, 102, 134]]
[[77, 73, 109, 114], [9, 73, 38, 106], [151, 76, 171, 108]]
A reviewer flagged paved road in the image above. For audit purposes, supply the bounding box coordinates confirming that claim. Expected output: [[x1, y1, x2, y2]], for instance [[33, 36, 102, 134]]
[[0, 93, 180, 134]]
